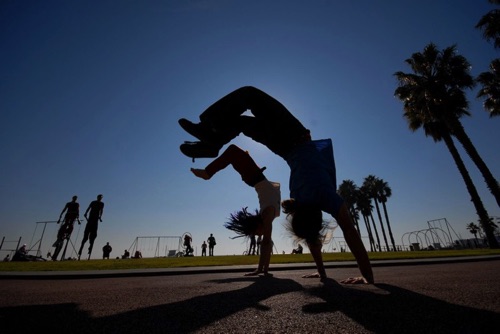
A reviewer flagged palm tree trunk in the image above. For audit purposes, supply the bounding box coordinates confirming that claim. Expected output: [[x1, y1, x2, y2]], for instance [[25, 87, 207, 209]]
[[363, 215, 375, 252], [374, 199, 390, 251], [349, 206, 361, 235], [382, 202, 396, 251], [442, 133, 499, 248], [370, 213, 382, 252], [452, 122, 500, 207]]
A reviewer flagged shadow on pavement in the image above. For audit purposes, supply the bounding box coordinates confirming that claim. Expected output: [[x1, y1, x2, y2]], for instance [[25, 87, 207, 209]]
[[2, 276, 499, 333], [304, 280, 500, 333], [1, 276, 303, 333]]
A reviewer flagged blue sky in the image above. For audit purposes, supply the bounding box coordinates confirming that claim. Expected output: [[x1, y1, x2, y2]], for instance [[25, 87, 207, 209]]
[[1, 0, 499, 259]]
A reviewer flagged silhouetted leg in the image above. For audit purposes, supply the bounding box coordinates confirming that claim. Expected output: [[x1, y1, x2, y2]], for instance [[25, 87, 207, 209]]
[[87, 229, 97, 260], [180, 86, 310, 159], [204, 144, 265, 186], [78, 230, 89, 260]]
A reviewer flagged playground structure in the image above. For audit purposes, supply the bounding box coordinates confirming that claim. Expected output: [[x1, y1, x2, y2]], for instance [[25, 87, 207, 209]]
[[401, 218, 464, 251], [21, 220, 83, 260], [128, 234, 186, 258], [0, 236, 23, 259]]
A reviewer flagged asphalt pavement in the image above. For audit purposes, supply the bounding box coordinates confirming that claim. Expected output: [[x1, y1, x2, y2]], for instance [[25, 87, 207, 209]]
[[1, 256, 499, 333]]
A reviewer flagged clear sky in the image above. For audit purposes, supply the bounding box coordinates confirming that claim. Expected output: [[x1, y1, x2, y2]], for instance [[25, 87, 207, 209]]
[[1, 0, 499, 259]]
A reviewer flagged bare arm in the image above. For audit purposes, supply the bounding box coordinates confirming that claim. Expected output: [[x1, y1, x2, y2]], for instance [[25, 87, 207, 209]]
[[336, 203, 374, 284], [244, 206, 275, 276], [303, 240, 327, 280], [59, 204, 68, 221]]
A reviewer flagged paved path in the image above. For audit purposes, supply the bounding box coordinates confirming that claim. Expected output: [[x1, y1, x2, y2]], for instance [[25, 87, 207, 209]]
[[1, 258, 499, 333]]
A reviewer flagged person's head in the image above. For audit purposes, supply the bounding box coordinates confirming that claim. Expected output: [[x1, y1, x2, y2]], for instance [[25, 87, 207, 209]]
[[72, 195, 77, 201], [224, 207, 263, 239], [281, 199, 325, 246], [97, 194, 103, 200]]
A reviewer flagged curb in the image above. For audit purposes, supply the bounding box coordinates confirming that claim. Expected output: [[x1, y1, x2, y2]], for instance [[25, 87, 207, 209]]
[[1, 255, 499, 280]]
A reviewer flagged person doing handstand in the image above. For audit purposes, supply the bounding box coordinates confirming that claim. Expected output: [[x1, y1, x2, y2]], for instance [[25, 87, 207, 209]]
[[179, 86, 373, 284], [191, 144, 280, 276]]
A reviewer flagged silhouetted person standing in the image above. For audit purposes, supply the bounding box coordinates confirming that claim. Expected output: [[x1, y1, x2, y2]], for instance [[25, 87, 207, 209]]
[[207, 233, 216, 256], [53, 195, 80, 260], [102, 242, 112, 259], [78, 194, 104, 260], [201, 241, 207, 256], [248, 234, 256, 255]]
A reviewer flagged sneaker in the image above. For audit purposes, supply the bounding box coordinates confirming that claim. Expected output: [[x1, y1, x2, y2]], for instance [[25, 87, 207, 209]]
[[180, 141, 220, 158], [178, 118, 217, 143]]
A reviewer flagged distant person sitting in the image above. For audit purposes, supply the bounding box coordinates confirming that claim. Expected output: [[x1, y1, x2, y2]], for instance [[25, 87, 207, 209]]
[[122, 249, 130, 259], [292, 243, 303, 254], [3, 254, 10, 262], [12, 244, 28, 261], [133, 250, 142, 259]]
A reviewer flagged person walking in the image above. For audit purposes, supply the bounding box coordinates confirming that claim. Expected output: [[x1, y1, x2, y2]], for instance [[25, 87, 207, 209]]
[[207, 233, 216, 256], [179, 86, 373, 284], [78, 194, 104, 260]]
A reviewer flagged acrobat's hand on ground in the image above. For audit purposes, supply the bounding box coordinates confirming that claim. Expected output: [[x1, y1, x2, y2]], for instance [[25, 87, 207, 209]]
[[340, 277, 369, 284], [191, 168, 211, 180], [302, 272, 323, 279], [244, 270, 262, 276]]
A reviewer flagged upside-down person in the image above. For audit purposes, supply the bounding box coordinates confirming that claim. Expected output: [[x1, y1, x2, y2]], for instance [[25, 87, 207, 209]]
[[191, 144, 280, 276], [180, 86, 373, 284]]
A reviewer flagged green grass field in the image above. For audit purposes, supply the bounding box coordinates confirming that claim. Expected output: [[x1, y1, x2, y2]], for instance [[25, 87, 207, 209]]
[[1, 249, 499, 272]]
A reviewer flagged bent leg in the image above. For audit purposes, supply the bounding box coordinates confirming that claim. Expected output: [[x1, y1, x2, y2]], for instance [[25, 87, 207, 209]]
[[181, 86, 309, 159], [204, 144, 265, 186]]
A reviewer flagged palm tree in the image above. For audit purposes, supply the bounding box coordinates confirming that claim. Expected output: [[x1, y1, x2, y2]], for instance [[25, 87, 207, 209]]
[[338, 180, 361, 235], [374, 178, 397, 251], [476, 2, 500, 116], [476, 58, 500, 117], [394, 43, 499, 248], [466, 222, 480, 247], [363, 175, 390, 251], [476, 0, 500, 49], [356, 187, 379, 252]]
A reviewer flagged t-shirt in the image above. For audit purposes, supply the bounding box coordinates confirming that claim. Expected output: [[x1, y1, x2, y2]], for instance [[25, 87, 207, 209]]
[[254, 180, 281, 217], [87, 201, 104, 220], [285, 139, 344, 218]]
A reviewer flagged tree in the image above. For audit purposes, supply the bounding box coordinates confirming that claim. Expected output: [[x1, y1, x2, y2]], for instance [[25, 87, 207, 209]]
[[374, 178, 397, 251], [356, 186, 379, 252], [476, 2, 500, 116], [466, 222, 480, 247], [363, 175, 390, 251], [338, 180, 361, 235], [476, 58, 500, 117], [394, 43, 499, 248], [475, 0, 500, 49]]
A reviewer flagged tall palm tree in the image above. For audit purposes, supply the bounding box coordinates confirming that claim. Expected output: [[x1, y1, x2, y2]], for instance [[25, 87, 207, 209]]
[[394, 43, 499, 248], [338, 180, 361, 235], [476, 58, 500, 117], [374, 178, 397, 251], [363, 175, 390, 251], [356, 187, 379, 252], [476, 2, 500, 118], [476, 0, 500, 49], [466, 222, 480, 247]]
